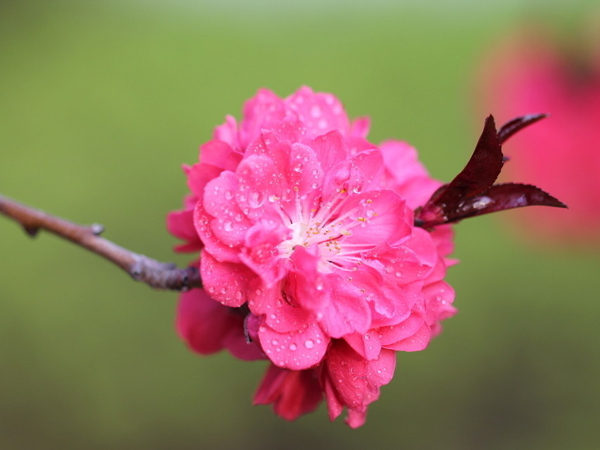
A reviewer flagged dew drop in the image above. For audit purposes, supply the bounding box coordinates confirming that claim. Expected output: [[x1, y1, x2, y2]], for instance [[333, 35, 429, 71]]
[[472, 196, 493, 210], [272, 339, 279, 346], [235, 290, 243, 301], [304, 339, 315, 349], [395, 271, 402, 278], [289, 343, 297, 351], [249, 192, 264, 208], [224, 190, 234, 200], [223, 221, 233, 232]]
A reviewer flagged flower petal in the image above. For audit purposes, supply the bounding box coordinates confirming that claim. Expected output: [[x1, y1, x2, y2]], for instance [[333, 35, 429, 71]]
[[200, 250, 254, 307], [253, 365, 322, 421], [258, 320, 330, 370]]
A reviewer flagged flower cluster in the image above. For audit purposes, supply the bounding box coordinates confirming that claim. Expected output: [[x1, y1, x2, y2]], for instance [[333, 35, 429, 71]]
[[168, 87, 456, 427], [478, 28, 600, 241]]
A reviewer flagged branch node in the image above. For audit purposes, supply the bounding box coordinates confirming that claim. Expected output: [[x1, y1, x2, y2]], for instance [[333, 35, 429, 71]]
[[23, 225, 40, 237], [91, 223, 105, 236]]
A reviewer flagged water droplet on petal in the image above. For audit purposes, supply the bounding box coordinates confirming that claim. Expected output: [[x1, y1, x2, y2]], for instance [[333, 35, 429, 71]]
[[249, 192, 264, 208], [304, 339, 315, 349], [224, 190, 234, 200], [289, 343, 297, 351]]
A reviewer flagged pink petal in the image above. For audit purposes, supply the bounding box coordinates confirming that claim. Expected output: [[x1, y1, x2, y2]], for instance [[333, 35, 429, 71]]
[[371, 229, 438, 286], [351, 149, 384, 192], [378, 308, 426, 346], [212, 114, 239, 149], [200, 250, 254, 307], [235, 153, 290, 223], [385, 321, 432, 352], [199, 139, 241, 171], [288, 247, 371, 338], [176, 288, 262, 360], [258, 320, 330, 370], [240, 88, 287, 147], [344, 331, 382, 360], [322, 374, 344, 421], [288, 143, 324, 200], [193, 202, 241, 263], [325, 341, 396, 410], [379, 140, 442, 209], [346, 409, 368, 429], [285, 86, 351, 138], [247, 281, 312, 333], [424, 280, 457, 336], [287, 245, 329, 312], [253, 365, 322, 421], [338, 190, 411, 247], [203, 171, 252, 247], [350, 116, 371, 139], [310, 130, 348, 173], [187, 163, 222, 199], [166, 208, 202, 253], [240, 220, 289, 287], [319, 274, 372, 338]]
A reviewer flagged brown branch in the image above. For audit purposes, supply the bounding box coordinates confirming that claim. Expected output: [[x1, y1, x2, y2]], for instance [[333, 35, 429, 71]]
[[0, 194, 201, 291]]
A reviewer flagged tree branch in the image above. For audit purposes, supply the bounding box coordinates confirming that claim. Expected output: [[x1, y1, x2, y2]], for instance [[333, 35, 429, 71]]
[[0, 194, 201, 291]]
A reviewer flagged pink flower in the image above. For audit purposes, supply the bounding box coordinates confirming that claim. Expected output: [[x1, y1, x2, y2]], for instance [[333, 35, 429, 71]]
[[168, 87, 456, 427], [477, 29, 600, 241]]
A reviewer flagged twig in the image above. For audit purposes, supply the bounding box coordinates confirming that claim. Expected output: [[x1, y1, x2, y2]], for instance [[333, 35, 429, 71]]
[[0, 194, 201, 291]]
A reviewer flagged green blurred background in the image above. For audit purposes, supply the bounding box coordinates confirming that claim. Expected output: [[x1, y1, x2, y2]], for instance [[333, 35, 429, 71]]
[[1, 1, 599, 449]]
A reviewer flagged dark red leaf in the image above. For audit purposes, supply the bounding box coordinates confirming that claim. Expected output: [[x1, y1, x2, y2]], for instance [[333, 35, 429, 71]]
[[414, 114, 567, 228], [416, 115, 503, 227], [439, 183, 567, 223]]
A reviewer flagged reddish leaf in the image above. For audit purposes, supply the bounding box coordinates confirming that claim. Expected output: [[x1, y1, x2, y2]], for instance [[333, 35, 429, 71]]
[[441, 183, 567, 223], [415, 114, 567, 228]]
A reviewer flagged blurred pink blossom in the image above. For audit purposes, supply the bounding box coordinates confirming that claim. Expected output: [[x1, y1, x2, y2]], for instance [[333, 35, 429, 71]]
[[168, 87, 456, 427], [477, 29, 600, 241]]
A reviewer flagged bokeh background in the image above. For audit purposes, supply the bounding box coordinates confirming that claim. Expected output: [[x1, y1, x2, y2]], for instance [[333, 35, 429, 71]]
[[1, 1, 599, 449]]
